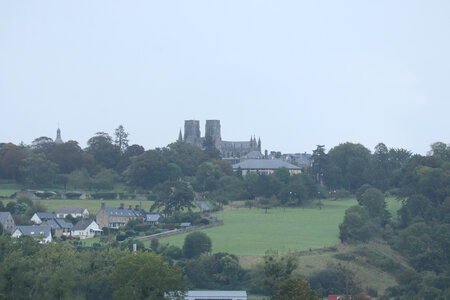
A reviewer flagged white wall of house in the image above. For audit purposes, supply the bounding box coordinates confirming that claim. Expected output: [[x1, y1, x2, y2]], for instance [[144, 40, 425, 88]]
[[72, 221, 101, 239], [11, 229, 52, 243], [30, 214, 42, 224]]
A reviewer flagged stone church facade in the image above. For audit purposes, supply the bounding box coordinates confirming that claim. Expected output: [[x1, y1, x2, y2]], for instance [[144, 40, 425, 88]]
[[179, 120, 261, 158]]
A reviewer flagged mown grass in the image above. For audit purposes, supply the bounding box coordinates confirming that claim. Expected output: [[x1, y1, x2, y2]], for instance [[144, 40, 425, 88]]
[[158, 199, 357, 256], [0, 189, 20, 197], [158, 197, 401, 257]]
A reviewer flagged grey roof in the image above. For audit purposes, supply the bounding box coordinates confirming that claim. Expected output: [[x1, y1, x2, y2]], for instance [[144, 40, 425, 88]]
[[232, 159, 301, 170], [14, 225, 51, 237], [243, 151, 264, 159], [0, 212, 12, 224], [104, 207, 140, 217], [46, 218, 73, 230], [180, 222, 191, 227], [56, 207, 87, 214], [72, 219, 96, 231], [146, 213, 161, 222], [35, 212, 57, 220], [221, 141, 251, 148], [186, 291, 247, 297]]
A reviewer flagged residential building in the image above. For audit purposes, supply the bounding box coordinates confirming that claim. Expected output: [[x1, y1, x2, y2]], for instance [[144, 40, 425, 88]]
[[184, 291, 247, 300], [30, 212, 57, 224], [56, 207, 89, 219], [0, 212, 15, 232], [42, 218, 73, 238], [96, 203, 145, 229], [72, 220, 102, 239], [11, 225, 52, 243], [145, 213, 161, 225], [232, 159, 302, 176]]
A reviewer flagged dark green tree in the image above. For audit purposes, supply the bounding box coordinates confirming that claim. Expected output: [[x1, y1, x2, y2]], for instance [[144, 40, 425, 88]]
[[19, 153, 58, 187], [273, 278, 321, 300], [124, 150, 168, 189], [86, 132, 121, 169], [183, 231, 212, 258], [110, 252, 186, 300], [114, 125, 129, 153]]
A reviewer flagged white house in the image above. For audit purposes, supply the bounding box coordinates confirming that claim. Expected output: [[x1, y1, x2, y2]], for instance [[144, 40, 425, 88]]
[[30, 212, 57, 224], [56, 207, 89, 219], [71, 220, 102, 239], [184, 291, 247, 300], [12, 225, 52, 243]]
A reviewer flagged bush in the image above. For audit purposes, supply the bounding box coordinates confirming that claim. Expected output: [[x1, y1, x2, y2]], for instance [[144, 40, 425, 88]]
[[183, 231, 212, 258], [34, 191, 55, 199], [65, 192, 82, 199], [92, 192, 117, 199], [116, 234, 127, 241]]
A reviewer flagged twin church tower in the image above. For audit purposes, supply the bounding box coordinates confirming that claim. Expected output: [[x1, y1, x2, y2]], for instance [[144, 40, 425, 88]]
[[179, 120, 261, 158]]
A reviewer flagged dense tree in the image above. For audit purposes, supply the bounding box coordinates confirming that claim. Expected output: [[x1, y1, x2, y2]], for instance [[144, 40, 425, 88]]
[[339, 206, 380, 242], [110, 252, 186, 300], [91, 168, 118, 190], [116, 144, 145, 173], [162, 141, 206, 176], [372, 143, 391, 190], [273, 278, 321, 300], [124, 150, 168, 189], [428, 142, 450, 161], [151, 181, 195, 217], [19, 153, 58, 187], [183, 232, 212, 258], [86, 132, 121, 169], [185, 253, 245, 289], [49, 141, 84, 173], [262, 251, 298, 295], [114, 125, 129, 153], [194, 162, 223, 192], [0, 143, 26, 180], [67, 168, 91, 189], [328, 142, 372, 190], [31, 136, 55, 153], [359, 187, 390, 221]]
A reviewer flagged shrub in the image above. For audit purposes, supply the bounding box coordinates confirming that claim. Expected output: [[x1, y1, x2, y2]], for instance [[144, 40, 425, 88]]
[[92, 192, 117, 199], [65, 192, 82, 199]]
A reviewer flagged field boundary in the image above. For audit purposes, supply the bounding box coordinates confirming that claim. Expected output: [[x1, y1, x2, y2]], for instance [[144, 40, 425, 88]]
[[136, 220, 224, 241]]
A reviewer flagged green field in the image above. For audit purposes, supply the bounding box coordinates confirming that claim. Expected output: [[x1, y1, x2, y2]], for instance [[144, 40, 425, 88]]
[[157, 197, 402, 256], [2, 198, 154, 215], [158, 199, 353, 256]]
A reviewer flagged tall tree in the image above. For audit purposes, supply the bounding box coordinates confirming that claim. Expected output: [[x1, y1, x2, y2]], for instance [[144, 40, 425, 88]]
[[86, 132, 121, 169], [372, 143, 391, 190], [19, 153, 58, 187], [110, 252, 186, 300], [124, 150, 168, 188], [328, 142, 372, 191], [114, 125, 129, 153]]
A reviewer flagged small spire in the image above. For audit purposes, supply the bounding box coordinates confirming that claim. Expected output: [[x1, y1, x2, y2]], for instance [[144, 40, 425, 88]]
[[55, 127, 63, 144], [178, 129, 183, 141]]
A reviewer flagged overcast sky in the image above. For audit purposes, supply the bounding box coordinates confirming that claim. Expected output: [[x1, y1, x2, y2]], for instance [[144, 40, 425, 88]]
[[1, 1, 449, 155]]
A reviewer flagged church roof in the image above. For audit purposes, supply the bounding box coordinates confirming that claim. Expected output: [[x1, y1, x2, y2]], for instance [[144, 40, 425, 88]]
[[243, 151, 264, 159], [233, 159, 301, 170]]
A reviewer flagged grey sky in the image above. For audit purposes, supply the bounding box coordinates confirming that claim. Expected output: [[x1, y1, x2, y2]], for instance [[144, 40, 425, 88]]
[[1, 1, 449, 155]]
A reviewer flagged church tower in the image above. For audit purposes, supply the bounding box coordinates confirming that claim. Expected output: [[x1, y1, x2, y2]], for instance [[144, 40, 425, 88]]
[[55, 128, 63, 144], [205, 120, 222, 150]]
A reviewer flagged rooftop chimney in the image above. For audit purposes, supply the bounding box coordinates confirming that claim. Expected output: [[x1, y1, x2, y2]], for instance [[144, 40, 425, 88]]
[[135, 205, 140, 210], [101, 202, 105, 209], [120, 203, 124, 209]]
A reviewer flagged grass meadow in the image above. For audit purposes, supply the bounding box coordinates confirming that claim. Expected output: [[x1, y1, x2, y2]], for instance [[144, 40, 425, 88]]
[[157, 197, 402, 256], [2, 198, 154, 215]]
